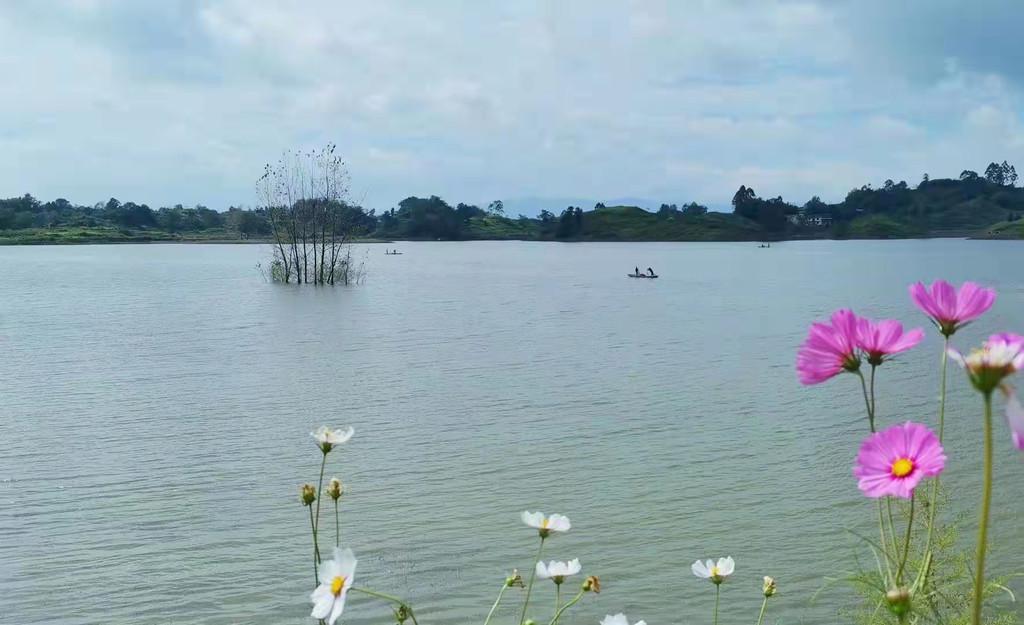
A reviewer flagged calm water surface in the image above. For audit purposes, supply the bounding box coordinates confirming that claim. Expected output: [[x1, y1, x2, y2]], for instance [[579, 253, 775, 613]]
[[2, 239, 1024, 624]]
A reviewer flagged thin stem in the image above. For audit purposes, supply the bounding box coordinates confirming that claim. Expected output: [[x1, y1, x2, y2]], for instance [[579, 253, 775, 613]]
[[856, 370, 876, 432], [756, 596, 769, 625], [919, 338, 950, 592], [886, 498, 900, 561], [896, 494, 916, 585], [555, 583, 561, 613], [313, 452, 328, 563], [713, 583, 721, 625], [548, 589, 584, 625], [484, 584, 509, 625], [972, 392, 995, 625], [334, 499, 340, 547], [519, 537, 545, 625], [308, 506, 319, 586], [937, 338, 949, 442], [351, 588, 420, 625], [878, 501, 894, 581], [869, 364, 878, 427]]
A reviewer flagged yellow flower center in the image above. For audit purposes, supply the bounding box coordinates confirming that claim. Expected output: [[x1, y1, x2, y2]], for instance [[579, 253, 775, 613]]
[[331, 575, 346, 596], [541, 518, 550, 529], [710, 566, 720, 577], [891, 458, 914, 478]]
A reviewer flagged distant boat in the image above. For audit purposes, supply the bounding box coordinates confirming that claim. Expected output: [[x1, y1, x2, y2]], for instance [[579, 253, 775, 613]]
[[385, 251, 403, 255], [627, 272, 658, 279]]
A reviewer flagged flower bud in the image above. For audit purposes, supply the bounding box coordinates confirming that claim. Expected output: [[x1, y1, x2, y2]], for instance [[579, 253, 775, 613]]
[[583, 575, 601, 593], [885, 587, 911, 619], [393, 604, 411, 624], [762, 576, 776, 597], [524, 620, 537, 625], [327, 477, 343, 501], [506, 570, 524, 588], [300, 484, 317, 506]]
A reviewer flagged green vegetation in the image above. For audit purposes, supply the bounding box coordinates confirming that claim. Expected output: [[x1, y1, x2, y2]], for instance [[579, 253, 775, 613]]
[[5, 161, 1024, 244]]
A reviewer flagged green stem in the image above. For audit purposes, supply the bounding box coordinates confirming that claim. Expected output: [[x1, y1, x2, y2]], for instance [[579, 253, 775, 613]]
[[484, 584, 509, 625], [886, 498, 900, 562], [352, 588, 420, 625], [857, 370, 876, 432], [896, 493, 916, 585], [878, 501, 894, 579], [756, 596, 768, 625], [313, 452, 327, 563], [309, 505, 319, 585], [548, 589, 584, 625], [555, 583, 561, 613], [919, 339, 949, 592], [870, 364, 878, 427], [972, 392, 995, 625], [937, 339, 949, 442], [334, 499, 340, 547], [714, 583, 721, 625], [518, 537, 545, 625]]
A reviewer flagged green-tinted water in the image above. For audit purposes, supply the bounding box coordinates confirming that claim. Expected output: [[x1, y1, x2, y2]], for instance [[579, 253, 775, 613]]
[[2, 239, 1023, 624]]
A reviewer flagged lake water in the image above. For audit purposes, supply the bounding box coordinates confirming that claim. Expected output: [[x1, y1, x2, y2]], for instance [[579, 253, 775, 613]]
[[2, 239, 1024, 625]]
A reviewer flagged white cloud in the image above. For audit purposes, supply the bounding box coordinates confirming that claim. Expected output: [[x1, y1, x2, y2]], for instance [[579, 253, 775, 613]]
[[1, 0, 1023, 212]]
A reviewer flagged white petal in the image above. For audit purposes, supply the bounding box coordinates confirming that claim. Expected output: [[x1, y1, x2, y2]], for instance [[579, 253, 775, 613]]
[[549, 513, 571, 532], [318, 559, 341, 584], [947, 347, 966, 368], [566, 558, 582, 575], [521, 511, 543, 528], [601, 614, 629, 625], [535, 560, 550, 578], [331, 426, 355, 444], [311, 592, 334, 620], [635, 621, 646, 625], [718, 556, 735, 576], [691, 560, 709, 578], [327, 593, 347, 625], [334, 547, 358, 580]]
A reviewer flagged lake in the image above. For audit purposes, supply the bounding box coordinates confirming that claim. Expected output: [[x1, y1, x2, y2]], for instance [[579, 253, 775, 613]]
[[2, 239, 1024, 625]]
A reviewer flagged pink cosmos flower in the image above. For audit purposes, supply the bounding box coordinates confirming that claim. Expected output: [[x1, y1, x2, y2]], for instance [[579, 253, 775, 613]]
[[854, 421, 946, 499], [797, 309, 862, 385], [909, 280, 996, 336], [856, 318, 925, 366], [1003, 387, 1024, 451]]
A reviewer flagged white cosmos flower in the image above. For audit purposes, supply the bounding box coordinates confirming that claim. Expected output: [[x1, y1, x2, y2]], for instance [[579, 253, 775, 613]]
[[312, 426, 355, 452], [601, 613, 646, 625], [310, 547, 357, 625], [521, 511, 571, 536], [536, 558, 582, 582], [691, 556, 735, 584]]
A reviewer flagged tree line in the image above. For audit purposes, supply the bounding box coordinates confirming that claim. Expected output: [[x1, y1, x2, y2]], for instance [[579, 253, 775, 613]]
[[4, 160, 1022, 242]]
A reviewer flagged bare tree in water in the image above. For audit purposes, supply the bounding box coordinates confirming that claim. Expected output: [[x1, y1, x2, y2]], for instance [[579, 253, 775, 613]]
[[257, 145, 366, 285]]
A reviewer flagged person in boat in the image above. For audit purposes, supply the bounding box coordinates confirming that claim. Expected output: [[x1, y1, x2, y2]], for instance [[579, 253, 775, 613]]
[[635, 266, 640, 276], [647, 267, 654, 277]]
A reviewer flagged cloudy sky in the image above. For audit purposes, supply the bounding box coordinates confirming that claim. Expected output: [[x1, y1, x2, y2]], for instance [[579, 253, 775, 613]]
[[2, 0, 1022, 213]]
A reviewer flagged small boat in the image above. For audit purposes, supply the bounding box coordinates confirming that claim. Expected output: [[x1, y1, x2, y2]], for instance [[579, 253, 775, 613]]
[[627, 272, 658, 279]]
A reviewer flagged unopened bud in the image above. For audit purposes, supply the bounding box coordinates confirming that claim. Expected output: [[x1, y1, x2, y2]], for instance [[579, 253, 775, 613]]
[[524, 620, 537, 625], [885, 587, 911, 619], [393, 604, 411, 624], [583, 575, 601, 593], [506, 570, 524, 588], [300, 484, 317, 506], [327, 477, 343, 501], [762, 576, 776, 597]]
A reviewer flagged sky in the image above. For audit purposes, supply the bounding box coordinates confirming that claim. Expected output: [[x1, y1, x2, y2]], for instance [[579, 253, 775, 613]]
[[2, 0, 1023, 214]]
